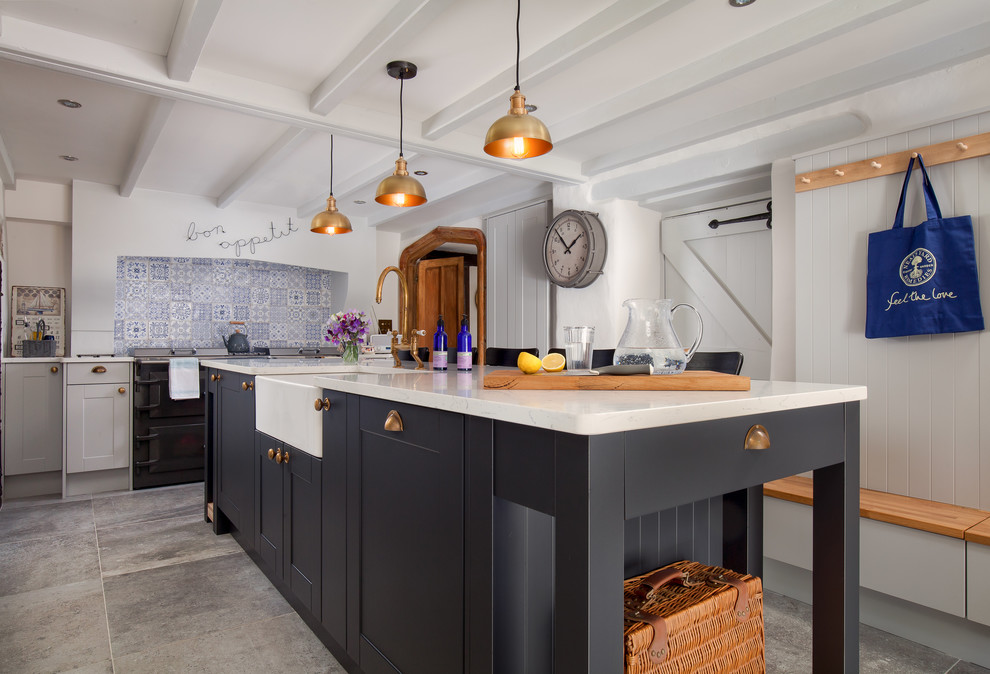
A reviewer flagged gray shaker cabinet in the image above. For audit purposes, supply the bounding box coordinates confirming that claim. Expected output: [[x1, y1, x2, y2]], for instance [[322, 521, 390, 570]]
[[2, 362, 63, 475]]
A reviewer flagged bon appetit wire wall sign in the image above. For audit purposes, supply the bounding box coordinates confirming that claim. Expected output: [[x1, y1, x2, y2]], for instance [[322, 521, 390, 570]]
[[185, 218, 299, 257]]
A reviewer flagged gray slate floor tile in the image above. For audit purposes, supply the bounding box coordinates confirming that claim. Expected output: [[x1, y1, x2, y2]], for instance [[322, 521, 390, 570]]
[[0, 578, 111, 674], [949, 661, 990, 673], [0, 531, 101, 597], [113, 612, 346, 673], [0, 498, 95, 543], [98, 513, 240, 576], [92, 482, 203, 529], [103, 550, 292, 657]]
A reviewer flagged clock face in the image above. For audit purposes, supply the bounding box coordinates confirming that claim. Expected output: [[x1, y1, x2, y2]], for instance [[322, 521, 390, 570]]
[[543, 210, 606, 288]]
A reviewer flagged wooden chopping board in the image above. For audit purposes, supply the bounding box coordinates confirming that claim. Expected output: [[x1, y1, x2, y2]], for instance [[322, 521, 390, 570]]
[[483, 370, 750, 391]]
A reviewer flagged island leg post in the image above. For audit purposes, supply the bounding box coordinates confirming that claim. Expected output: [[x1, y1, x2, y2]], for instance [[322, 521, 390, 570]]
[[553, 433, 625, 674]]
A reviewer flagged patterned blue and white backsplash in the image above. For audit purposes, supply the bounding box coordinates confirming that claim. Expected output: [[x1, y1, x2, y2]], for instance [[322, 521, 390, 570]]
[[114, 256, 346, 354]]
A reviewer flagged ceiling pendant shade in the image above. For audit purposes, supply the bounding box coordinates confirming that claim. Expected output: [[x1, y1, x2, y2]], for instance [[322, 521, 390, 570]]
[[311, 134, 352, 235], [376, 61, 427, 207], [484, 0, 552, 159]]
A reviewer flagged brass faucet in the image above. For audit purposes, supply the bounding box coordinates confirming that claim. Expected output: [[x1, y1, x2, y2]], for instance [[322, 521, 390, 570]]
[[375, 266, 410, 348], [409, 330, 426, 370]]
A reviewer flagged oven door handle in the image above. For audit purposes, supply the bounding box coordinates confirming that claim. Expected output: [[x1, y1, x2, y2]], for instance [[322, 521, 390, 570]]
[[134, 377, 162, 385], [135, 433, 160, 441], [134, 403, 162, 410], [134, 459, 160, 467]]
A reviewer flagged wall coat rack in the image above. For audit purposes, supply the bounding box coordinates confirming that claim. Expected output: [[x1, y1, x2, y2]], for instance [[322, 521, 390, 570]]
[[794, 131, 990, 192]]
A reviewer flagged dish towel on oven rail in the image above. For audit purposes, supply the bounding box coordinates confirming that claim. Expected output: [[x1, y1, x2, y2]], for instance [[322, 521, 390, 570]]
[[169, 357, 200, 400]]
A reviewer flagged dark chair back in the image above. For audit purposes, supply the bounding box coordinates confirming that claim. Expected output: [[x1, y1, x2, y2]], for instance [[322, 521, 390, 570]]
[[548, 347, 615, 369], [685, 351, 744, 375], [485, 347, 539, 367]]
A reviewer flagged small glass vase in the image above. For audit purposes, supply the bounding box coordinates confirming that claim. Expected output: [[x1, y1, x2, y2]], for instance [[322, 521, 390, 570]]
[[340, 342, 360, 364]]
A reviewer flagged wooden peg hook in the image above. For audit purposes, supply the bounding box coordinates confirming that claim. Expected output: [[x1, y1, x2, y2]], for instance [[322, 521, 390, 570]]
[[871, 161, 882, 168], [957, 142, 969, 151], [800, 177, 811, 184], [833, 169, 844, 177]]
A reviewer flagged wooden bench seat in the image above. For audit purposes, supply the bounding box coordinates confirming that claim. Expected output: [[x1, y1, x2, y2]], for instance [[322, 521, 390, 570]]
[[764, 475, 990, 541]]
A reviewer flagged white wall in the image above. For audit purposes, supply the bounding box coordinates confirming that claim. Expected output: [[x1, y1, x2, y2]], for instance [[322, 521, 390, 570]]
[[71, 180, 382, 355], [552, 185, 663, 350], [793, 112, 990, 509]]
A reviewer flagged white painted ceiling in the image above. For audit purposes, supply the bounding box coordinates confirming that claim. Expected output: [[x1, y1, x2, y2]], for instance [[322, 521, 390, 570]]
[[1, 0, 988, 232]]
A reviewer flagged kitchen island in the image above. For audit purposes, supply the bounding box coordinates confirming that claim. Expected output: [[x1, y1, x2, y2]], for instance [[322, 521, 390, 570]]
[[202, 359, 865, 674]]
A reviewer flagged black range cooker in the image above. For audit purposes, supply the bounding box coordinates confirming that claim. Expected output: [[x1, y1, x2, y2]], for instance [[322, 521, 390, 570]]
[[131, 346, 336, 489]]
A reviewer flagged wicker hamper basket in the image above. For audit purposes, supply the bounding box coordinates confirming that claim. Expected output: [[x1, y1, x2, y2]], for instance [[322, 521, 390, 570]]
[[623, 560, 764, 674]]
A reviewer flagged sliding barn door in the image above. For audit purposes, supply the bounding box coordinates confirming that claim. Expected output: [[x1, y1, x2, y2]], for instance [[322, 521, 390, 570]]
[[662, 200, 773, 378]]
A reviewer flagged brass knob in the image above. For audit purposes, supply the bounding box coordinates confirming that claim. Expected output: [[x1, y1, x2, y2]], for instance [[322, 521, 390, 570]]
[[241, 381, 254, 391], [314, 398, 331, 411], [384, 410, 404, 432], [51, 366, 59, 374], [268, 448, 275, 460], [275, 449, 283, 464], [92, 365, 107, 374], [210, 374, 218, 382], [282, 450, 290, 464], [744, 424, 770, 451], [118, 387, 127, 394]]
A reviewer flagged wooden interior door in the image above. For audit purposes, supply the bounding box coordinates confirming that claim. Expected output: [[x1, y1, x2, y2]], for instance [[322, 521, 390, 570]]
[[416, 257, 465, 356]]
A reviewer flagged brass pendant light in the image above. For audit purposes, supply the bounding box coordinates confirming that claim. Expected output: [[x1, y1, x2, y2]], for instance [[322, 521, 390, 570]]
[[376, 61, 427, 207], [484, 0, 552, 159], [311, 134, 353, 235]]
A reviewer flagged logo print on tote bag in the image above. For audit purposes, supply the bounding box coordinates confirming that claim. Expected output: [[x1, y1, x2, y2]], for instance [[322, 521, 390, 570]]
[[899, 247, 936, 286]]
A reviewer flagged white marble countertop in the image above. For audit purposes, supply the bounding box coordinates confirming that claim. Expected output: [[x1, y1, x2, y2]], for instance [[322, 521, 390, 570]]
[[3, 356, 135, 364], [214, 359, 867, 435]]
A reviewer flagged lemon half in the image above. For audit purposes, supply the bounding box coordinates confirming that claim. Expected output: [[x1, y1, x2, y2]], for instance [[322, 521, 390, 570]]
[[541, 352, 565, 372], [517, 352, 542, 374]]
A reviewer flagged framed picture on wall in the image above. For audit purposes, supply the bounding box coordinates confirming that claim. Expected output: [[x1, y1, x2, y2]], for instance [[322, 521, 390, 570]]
[[12, 285, 66, 357]]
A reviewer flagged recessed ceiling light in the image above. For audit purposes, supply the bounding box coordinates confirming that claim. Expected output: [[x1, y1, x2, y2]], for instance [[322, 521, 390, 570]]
[[353, 200, 366, 205], [728, 0, 755, 6], [59, 155, 79, 161], [58, 99, 82, 108], [413, 170, 428, 176]]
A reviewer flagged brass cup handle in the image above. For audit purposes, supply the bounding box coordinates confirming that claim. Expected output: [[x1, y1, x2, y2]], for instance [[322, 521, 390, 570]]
[[268, 448, 275, 460], [242, 381, 254, 391], [744, 424, 770, 451], [51, 366, 59, 374], [118, 387, 127, 394], [275, 449, 283, 464], [92, 365, 107, 374], [384, 410, 404, 432], [314, 398, 331, 411]]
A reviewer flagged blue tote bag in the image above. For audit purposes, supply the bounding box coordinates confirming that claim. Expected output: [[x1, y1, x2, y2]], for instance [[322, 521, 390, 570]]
[[865, 154, 984, 338]]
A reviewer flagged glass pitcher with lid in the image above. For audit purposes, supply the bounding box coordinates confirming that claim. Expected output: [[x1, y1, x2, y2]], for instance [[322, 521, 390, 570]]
[[613, 299, 704, 374]]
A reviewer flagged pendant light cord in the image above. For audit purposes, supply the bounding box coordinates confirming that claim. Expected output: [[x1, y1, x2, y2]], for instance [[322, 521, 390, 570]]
[[399, 76, 405, 158], [329, 134, 334, 196], [514, 0, 521, 91]]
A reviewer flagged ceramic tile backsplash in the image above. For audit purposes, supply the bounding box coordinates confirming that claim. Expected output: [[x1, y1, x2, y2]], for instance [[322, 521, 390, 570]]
[[114, 256, 343, 354]]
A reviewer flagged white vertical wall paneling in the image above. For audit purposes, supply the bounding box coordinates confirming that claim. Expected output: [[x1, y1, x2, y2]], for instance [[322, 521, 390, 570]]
[[865, 136, 890, 493], [795, 113, 990, 507]]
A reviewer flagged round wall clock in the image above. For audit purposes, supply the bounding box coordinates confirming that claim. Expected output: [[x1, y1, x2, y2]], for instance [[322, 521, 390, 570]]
[[543, 209, 607, 288]]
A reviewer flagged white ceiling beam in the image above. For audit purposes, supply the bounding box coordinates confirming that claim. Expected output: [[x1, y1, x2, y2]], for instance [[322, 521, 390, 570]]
[[120, 97, 175, 197], [367, 165, 498, 228], [309, 0, 454, 116], [297, 151, 420, 218], [549, 0, 926, 152], [0, 16, 584, 186], [585, 21, 990, 176], [166, 0, 223, 82], [0, 131, 15, 187], [421, 0, 692, 141], [217, 127, 311, 208]]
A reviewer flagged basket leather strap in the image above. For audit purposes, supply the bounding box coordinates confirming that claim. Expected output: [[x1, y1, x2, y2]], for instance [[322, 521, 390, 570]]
[[624, 607, 670, 665], [711, 575, 753, 621]]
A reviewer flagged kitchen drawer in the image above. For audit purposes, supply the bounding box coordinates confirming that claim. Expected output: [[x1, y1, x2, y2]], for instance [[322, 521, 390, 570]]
[[625, 404, 848, 519], [359, 396, 462, 450], [66, 361, 131, 385]]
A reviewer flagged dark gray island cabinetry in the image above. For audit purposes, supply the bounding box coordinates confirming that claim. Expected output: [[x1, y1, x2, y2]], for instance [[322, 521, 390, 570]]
[[203, 360, 865, 674], [205, 369, 255, 549]]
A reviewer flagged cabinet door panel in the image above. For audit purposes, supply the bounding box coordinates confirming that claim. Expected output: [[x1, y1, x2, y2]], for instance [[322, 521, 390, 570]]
[[217, 376, 255, 533], [286, 448, 321, 619], [359, 399, 464, 674], [256, 432, 283, 578], [3, 364, 62, 474], [66, 383, 129, 473]]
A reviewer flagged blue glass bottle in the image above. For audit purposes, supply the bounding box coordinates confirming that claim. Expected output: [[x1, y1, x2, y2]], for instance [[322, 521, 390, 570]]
[[432, 315, 448, 370], [456, 314, 472, 371]]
